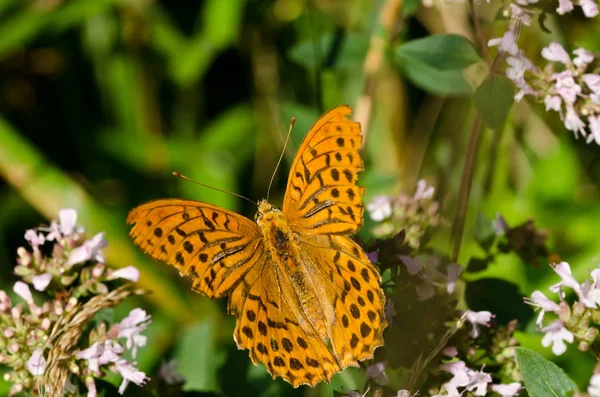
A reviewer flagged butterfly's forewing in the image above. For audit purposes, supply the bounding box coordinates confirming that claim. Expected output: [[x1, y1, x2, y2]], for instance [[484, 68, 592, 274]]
[[127, 199, 264, 297], [282, 105, 365, 235]]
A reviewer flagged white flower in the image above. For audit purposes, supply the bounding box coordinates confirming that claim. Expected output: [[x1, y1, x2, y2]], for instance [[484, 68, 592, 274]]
[[492, 214, 509, 236], [466, 367, 492, 396], [109, 266, 141, 282], [488, 30, 518, 55], [524, 290, 559, 326], [367, 196, 392, 221], [76, 341, 123, 372], [573, 48, 594, 68], [67, 232, 108, 266], [491, 382, 522, 396], [27, 347, 47, 376], [59, 209, 78, 236], [553, 71, 582, 104], [84, 377, 97, 397], [24, 229, 45, 249], [544, 95, 562, 112], [542, 42, 571, 65], [32, 273, 52, 291], [509, 4, 532, 25], [465, 311, 493, 338], [588, 374, 600, 396], [557, 0, 574, 13], [365, 361, 388, 385], [414, 179, 435, 200], [13, 281, 33, 304], [118, 308, 151, 358], [583, 74, 600, 94], [399, 255, 423, 275], [588, 116, 600, 145], [541, 320, 574, 355], [580, 0, 599, 17], [440, 361, 471, 389], [564, 106, 587, 138], [115, 360, 149, 394]]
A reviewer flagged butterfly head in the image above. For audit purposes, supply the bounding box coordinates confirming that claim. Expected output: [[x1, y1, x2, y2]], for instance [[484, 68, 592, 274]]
[[255, 199, 282, 225]]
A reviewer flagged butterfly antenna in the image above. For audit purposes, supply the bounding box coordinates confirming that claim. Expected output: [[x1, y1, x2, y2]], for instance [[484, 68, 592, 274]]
[[266, 117, 295, 201], [172, 172, 256, 206]]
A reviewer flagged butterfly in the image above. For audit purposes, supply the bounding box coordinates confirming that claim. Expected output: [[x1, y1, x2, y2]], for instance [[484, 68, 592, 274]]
[[127, 105, 387, 387]]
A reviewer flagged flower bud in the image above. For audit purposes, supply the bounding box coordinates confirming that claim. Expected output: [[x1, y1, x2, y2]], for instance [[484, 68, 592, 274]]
[[558, 301, 571, 323], [66, 297, 78, 312], [7, 341, 19, 354], [8, 383, 23, 396]]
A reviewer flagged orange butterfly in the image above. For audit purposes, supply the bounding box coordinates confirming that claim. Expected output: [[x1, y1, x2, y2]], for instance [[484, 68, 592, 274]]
[[127, 105, 387, 387]]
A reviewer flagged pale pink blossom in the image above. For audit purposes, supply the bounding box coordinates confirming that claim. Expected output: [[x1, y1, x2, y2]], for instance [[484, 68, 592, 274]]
[[85, 377, 97, 397], [583, 74, 600, 93], [27, 347, 47, 376], [446, 263, 462, 294], [557, 0, 574, 13], [76, 341, 123, 372], [491, 382, 522, 396], [109, 266, 140, 282], [466, 368, 492, 396], [443, 346, 458, 357], [365, 361, 388, 385], [399, 255, 423, 275], [553, 71, 581, 104], [542, 42, 571, 65], [13, 281, 33, 304], [465, 311, 493, 338], [524, 290, 559, 326], [367, 196, 392, 221], [541, 320, 574, 355], [117, 308, 151, 358], [588, 116, 600, 145], [414, 179, 435, 200], [115, 360, 149, 394], [573, 48, 594, 68], [488, 30, 518, 55], [580, 0, 599, 17], [588, 374, 600, 396], [545, 95, 562, 112], [32, 273, 52, 291], [59, 209, 78, 236], [67, 232, 107, 266], [564, 105, 587, 138], [509, 4, 532, 25], [24, 229, 45, 249]]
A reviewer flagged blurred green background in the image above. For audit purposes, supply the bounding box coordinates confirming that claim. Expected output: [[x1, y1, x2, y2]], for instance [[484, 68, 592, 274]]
[[0, 0, 599, 395]]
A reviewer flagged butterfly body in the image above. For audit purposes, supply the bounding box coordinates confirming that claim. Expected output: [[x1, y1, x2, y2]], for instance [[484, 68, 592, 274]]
[[127, 106, 387, 387]]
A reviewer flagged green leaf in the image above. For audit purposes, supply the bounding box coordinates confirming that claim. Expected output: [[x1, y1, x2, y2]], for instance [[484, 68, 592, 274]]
[[515, 347, 578, 397], [396, 56, 473, 96], [404, 0, 421, 16], [175, 320, 227, 392], [288, 33, 369, 69], [474, 212, 496, 251], [465, 279, 533, 325], [395, 34, 481, 70], [474, 75, 515, 129]]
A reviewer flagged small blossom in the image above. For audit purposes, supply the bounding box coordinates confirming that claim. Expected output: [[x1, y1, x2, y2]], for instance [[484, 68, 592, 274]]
[[76, 341, 123, 372], [541, 320, 574, 355], [573, 48, 594, 68], [117, 308, 151, 358], [414, 179, 435, 200], [440, 361, 471, 390], [27, 347, 47, 376], [553, 71, 582, 104], [492, 214, 509, 236], [488, 30, 518, 55], [159, 360, 185, 385], [59, 209, 78, 236], [115, 360, 149, 394], [84, 376, 97, 397], [367, 251, 379, 263], [583, 74, 600, 93], [588, 116, 600, 145], [446, 263, 462, 294], [399, 255, 423, 275], [545, 95, 562, 112], [109, 266, 141, 282], [24, 229, 45, 249], [465, 311, 492, 338], [542, 42, 571, 65], [580, 0, 599, 17], [491, 382, 522, 396], [443, 346, 458, 357], [466, 367, 492, 396], [365, 361, 388, 385], [67, 232, 107, 266], [564, 106, 587, 138], [588, 374, 600, 397], [557, 0, 574, 13], [367, 196, 392, 221], [525, 290, 559, 326], [384, 299, 395, 324], [32, 273, 52, 291], [13, 281, 33, 304]]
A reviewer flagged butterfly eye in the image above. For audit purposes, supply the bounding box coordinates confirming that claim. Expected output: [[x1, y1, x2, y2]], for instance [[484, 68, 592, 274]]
[[254, 212, 262, 222]]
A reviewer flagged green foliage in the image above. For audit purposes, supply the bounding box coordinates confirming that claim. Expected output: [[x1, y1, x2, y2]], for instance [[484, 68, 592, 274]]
[[515, 347, 579, 397], [474, 75, 515, 130]]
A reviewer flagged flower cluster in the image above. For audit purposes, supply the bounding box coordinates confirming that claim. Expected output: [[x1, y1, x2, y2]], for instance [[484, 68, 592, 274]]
[[525, 261, 600, 356], [366, 180, 443, 248], [0, 209, 148, 396]]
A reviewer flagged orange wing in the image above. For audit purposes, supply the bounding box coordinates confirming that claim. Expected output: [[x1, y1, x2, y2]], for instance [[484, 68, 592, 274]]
[[127, 199, 264, 298], [282, 105, 365, 236]]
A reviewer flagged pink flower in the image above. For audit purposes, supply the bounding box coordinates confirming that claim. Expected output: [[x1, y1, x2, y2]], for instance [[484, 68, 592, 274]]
[[76, 341, 123, 372], [466, 367, 492, 396], [465, 311, 493, 338], [27, 347, 46, 376], [109, 266, 141, 282], [115, 360, 149, 394], [365, 361, 388, 385], [588, 116, 600, 145], [24, 229, 45, 250], [13, 281, 33, 304], [542, 42, 571, 65], [583, 74, 600, 93], [541, 320, 574, 355], [545, 95, 562, 112], [59, 209, 78, 236], [491, 383, 522, 396], [446, 263, 462, 294], [414, 179, 435, 200], [117, 308, 151, 358], [573, 48, 594, 68], [488, 30, 518, 55], [32, 273, 52, 291], [399, 255, 423, 275], [367, 196, 392, 221], [367, 251, 379, 263], [580, 0, 599, 17], [564, 105, 586, 138], [553, 71, 581, 104], [588, 374, 600, 396], [67, 232, 107, 266], [443, 346, 458, 357], [85, 376, 97, 397], [525, 291, 559, 326], [557, 0, 574, 13]]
